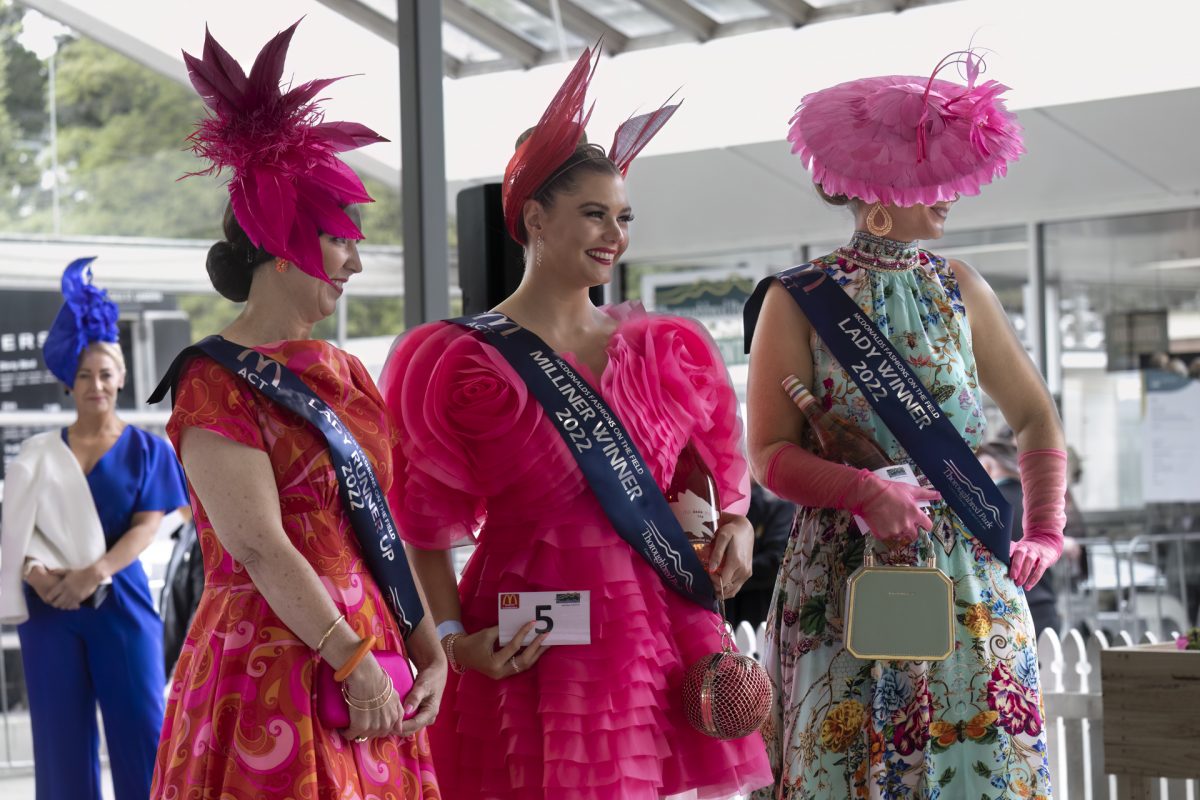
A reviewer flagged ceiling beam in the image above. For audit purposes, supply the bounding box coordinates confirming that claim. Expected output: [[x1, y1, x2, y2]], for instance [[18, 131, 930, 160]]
[[522, 0, 630, 53], [636, 0, 717, 41], [752, 0, 815, 25], [442, 0, 543, 68], [312, 0, 396, 42]]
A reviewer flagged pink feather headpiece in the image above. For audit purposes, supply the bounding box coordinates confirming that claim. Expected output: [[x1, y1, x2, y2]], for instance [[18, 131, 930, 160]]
[[787, 50, 1024, 207], [182, 20, 386, 285], [502, 44, 680, 245]]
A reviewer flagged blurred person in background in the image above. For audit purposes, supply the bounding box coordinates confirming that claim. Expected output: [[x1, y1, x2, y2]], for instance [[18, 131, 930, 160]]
[[0, 258, 188, 800], [725, 482, 795, 631], [159, 505, 200, 677]]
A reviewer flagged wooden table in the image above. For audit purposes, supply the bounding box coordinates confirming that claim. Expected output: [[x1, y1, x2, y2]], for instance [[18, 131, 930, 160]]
[[1101, 642, 1200, 798]]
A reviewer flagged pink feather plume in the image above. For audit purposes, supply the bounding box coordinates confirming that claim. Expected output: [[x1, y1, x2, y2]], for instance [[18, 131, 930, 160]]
[[182, 20, 387, 284]]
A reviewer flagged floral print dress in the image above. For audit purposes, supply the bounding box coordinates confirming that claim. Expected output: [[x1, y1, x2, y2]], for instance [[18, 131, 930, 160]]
[[754, 233, 1052, 800]]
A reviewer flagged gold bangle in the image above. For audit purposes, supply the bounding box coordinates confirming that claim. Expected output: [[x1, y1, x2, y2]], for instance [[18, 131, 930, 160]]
[[316, 613, 345, 653], [343, 675, 394, 711], [333, 634, 377, 683], [442, 632, 466, 675], [342, 673, 393, 708]]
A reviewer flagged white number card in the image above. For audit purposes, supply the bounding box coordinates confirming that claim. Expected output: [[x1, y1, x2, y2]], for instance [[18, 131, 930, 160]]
[[497, 591, 591, 647], [853, 463, 933, 535]]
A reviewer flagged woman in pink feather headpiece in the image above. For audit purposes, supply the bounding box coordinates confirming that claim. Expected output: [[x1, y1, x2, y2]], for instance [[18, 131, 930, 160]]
[[150, 20, 444, 800], [744, 52, 1067, 799], [378, 44, 773, 799]]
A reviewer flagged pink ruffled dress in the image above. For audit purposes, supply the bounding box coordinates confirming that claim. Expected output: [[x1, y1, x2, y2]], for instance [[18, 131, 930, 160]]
[[380, 303, 772, 800]]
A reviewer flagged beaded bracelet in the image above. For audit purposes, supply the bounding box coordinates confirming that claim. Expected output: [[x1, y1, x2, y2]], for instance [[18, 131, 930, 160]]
[[442, 632, 466, 675], [333, 634, 377, 682], [316, 613, 345, 653]]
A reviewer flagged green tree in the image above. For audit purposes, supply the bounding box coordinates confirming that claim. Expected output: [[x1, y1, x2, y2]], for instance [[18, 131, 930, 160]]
[[0, 2, 40, 220]]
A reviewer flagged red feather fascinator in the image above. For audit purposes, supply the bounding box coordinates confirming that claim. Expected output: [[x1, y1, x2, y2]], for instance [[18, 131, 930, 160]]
[[183, 20, 386, 284], [502, 44, 680, 245]]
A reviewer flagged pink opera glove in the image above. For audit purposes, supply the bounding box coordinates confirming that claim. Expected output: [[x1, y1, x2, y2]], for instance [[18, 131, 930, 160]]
[[1009, 449, 1068, 591], [764, 443, 940, 542]]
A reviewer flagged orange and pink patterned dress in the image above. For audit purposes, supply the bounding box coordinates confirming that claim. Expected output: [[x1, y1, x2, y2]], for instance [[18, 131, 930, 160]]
[[151, 340, 440, 800]]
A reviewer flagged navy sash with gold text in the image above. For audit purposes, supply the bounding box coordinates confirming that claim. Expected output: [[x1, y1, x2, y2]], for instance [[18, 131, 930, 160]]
[[149, 336, 424, 636], [450, 313, 718, 612]]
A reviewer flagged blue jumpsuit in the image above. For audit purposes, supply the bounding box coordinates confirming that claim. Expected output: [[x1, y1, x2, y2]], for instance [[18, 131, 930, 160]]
[[17, 426, 187, 800]]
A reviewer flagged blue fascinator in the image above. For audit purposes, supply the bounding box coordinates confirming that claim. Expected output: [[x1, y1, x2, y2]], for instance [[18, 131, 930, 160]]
[[42, 257, 120, 386]]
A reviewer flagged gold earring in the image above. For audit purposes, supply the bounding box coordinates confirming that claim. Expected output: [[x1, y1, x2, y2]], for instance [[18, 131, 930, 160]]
[[865, 203, 893, 237], [536, 235, 544, 269], [275, 258, 289, 273]]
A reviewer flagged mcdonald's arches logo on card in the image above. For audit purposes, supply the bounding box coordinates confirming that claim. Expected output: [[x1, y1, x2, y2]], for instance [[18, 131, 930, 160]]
[[500, 593, 520, 609]]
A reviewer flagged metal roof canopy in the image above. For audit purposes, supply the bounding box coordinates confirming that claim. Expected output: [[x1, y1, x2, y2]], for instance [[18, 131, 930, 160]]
[[315, 0, 960, 79], [13, 0, 1200, 312]]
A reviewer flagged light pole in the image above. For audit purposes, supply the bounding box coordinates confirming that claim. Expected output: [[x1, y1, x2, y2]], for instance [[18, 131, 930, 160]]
[[18, 10, 71, 237], [46, 46, 59, 235]]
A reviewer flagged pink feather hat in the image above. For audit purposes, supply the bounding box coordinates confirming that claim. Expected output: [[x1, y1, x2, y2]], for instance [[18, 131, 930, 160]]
[[787, 51, 1024, 208], [182, 20, 385, 285]]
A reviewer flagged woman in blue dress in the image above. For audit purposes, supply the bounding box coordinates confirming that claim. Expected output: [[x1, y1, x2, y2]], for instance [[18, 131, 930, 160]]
[[0, 258, 188, 800]]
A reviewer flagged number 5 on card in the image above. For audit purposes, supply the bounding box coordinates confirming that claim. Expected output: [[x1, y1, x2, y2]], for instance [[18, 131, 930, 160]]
[[497, 591, 591, 647]]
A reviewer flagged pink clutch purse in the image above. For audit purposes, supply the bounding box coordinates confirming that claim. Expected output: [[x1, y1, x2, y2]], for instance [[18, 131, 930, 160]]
[[315, 650, 416, 728]]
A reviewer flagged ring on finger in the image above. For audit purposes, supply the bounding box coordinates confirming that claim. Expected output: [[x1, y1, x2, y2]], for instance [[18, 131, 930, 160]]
[[353, 735, 368, 743], [510, 656, 522, 674]]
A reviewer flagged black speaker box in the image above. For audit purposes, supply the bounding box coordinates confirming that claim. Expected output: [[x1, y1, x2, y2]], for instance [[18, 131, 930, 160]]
[[457, 182, 606, 314], [457, 183, 524, 315]]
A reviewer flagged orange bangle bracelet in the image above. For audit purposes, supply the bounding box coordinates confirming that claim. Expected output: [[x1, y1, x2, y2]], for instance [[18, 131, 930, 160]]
[[333, 634, 377, 682]]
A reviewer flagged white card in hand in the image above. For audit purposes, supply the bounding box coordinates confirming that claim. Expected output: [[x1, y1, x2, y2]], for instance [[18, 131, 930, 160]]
[[853, 463, 933, 535], [497, 591, 591, 647]]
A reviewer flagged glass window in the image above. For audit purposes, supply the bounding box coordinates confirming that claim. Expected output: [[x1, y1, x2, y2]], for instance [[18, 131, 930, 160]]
[[688, 0, 769, 24], [443, 21, 504, 64], [465, 0, 586, 51], [577, 0, 673, 37], [1045, 210, 1200, 514]]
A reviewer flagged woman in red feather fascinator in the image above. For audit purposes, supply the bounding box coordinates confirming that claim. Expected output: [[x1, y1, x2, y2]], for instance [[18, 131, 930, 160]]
[[150, 21, 443, 800], [744, 50, 1066, 799], [378, 44, 773, 799]]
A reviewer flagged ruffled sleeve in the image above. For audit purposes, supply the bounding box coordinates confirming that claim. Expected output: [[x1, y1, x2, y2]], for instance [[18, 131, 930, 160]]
[[379, 322, 544, 549], [132, 430, 189, 513], [166, 356, 267, 453], [603, 311, 751, 515]]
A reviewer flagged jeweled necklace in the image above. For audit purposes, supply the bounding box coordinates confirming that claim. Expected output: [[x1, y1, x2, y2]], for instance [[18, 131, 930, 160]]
[[838, 231, 920, 272]]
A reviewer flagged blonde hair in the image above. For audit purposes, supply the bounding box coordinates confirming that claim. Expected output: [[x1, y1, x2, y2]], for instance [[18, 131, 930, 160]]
[[81, 340, 126, 377]]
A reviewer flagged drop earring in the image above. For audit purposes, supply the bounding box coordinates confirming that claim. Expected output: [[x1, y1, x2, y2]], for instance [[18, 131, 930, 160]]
[[865, 203, 893, 237], [536, 235, 544, 269], [275, 258, 289, 273]]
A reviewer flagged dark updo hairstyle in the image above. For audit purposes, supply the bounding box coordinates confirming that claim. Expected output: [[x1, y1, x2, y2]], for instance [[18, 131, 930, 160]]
[[206, 203, 273, 302], [814, 183, 852, 207], [514, 128, 621, 243]]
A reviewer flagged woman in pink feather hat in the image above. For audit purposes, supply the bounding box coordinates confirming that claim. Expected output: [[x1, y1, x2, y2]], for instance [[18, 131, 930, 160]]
[[744, 52, 1066, 799]]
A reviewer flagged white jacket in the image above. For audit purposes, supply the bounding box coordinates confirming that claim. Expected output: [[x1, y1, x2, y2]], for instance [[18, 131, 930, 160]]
[[0, 431, 109, 624]]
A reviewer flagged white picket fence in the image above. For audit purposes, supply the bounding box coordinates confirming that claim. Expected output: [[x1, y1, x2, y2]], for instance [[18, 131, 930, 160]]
[[731, 621, 1199, 800]]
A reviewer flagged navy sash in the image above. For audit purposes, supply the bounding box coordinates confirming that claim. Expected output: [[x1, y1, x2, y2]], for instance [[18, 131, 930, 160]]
[[449, 313, 718, 612], [148, 336, 424, 636], [744, 266, 1013, 565]]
